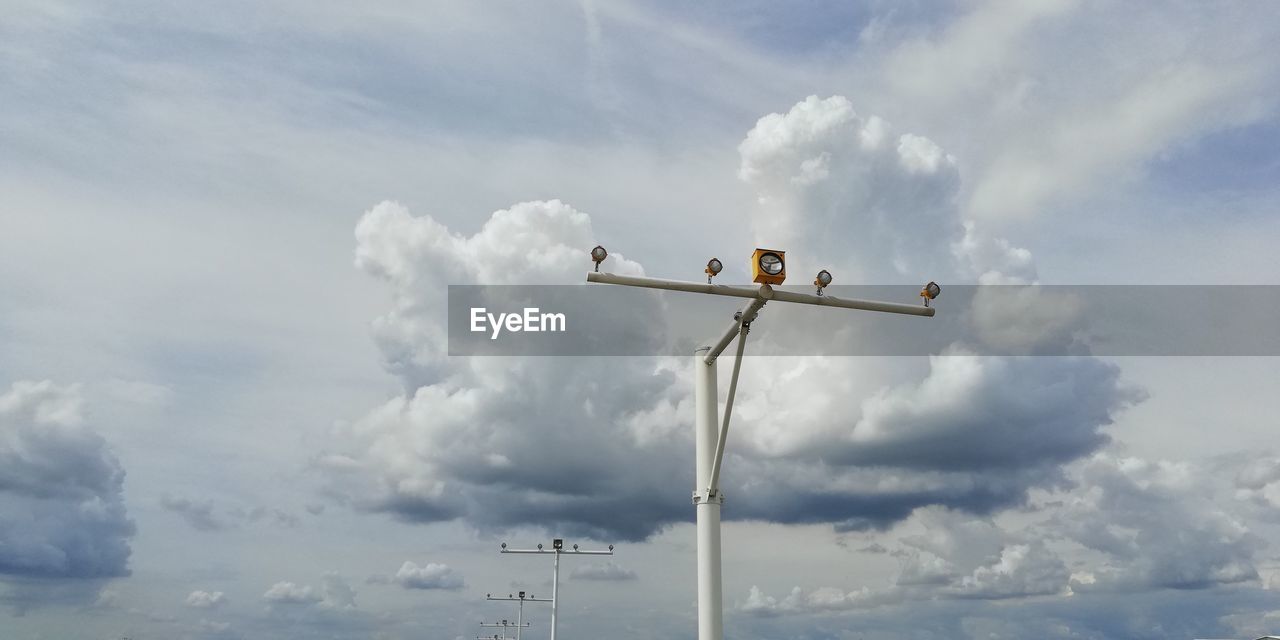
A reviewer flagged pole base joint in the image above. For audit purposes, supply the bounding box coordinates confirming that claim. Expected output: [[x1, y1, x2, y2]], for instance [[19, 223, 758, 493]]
[[692, 490, 725, 505]]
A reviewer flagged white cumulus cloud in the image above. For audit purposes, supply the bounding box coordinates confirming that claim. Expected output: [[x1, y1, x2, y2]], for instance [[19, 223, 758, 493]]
[[394, 561, 464, 590], [185, 590, 226, 609]]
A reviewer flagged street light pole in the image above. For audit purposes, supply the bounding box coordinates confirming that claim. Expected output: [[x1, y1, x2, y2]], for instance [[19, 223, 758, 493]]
[[500, 540, 614, 640], [694, 343, 722, 640], [487, 591, 552, 640], [481, 619, 530, 640], [586, 259, 936, 640]]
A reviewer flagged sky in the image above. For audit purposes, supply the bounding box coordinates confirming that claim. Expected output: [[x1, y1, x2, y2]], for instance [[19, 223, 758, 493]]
[[2, 1, 1280, 639]]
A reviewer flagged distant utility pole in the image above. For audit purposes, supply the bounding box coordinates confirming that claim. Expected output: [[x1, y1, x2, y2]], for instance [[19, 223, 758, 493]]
[[500, 538, 614, 640], [480, 619, 530, 640], [486, 590, 552, 640]]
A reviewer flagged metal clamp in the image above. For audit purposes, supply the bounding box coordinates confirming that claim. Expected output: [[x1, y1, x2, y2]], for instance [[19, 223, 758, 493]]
[[691, 490, 725, 505]]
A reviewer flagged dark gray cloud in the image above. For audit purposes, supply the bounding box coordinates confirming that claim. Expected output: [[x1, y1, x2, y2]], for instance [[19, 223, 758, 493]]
[[837, 352, 1137, 472], [0, 381, 134, 580]]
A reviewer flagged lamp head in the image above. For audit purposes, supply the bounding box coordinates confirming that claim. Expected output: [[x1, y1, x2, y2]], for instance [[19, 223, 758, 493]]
[[814, 269, 833, 294], [590, 245, 608, 271], [921, 281, 941, 306], [705, 257, 723, 282], [751, 249, 786, 285]]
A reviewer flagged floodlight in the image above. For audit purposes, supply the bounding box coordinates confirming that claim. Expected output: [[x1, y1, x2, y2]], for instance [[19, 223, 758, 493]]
[[814, 269, 833, 295], [537, 543, 543, 550], [500, 542, 507, 549], [573, 544, 579, 551], [920, 281, 941, 306], [751, 249, 786, 285], [608, 544, 614, 551], [590, 245, 608, 271], [519, 591, 525, 598], [553, 538, 564, 550], [705, 258, 723, 283]]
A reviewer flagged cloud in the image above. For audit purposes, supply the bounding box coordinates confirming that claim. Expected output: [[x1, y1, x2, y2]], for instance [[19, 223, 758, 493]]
[[196, 618, 231, 633], [350, 198, 646, 388], [320, 200, 691, 541], [867, 0, 1278, 222], [162, 497, 302, 532], [320, 572, 357, 610], [393, 561, 464, 590], [569, 562, 637, 581], [739, 584, 903, 617], [0, 380, 134, 580], [185, 590, 227, 609], [1235, 455, 1280, 512], [966, 63, 1266, 220], [893, 508, 1070, 600], [324, 176, 1135, 540], [952, 221, 1037, 285], [735, 517, 1067, 617], [263, 581, 321, 605], [1053, 455, 1263, 592], [952, 543, 1069, 599], [319, 97, 1140, 544], [159, 495, 226, 532], [846, 349, 1136, 471], [262, 573, 358, 611], [740, 448, 1275, 621], [229, 505, 301, 528], [737, 95, 961, 280]]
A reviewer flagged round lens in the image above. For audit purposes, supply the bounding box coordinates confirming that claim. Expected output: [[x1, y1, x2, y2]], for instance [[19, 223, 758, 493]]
[[591, 246, 607, 261], [759, 253, 783, 275], [817, 270, 832, 286], [707, 258, 723, 274]]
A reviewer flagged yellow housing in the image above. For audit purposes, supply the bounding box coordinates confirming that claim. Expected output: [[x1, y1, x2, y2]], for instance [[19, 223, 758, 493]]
[[751, 248, 786, 285]]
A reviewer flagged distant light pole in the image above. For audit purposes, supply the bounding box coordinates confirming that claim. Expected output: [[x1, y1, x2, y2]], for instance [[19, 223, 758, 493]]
[[486, 590, 552, 640], [587, 248, 938, 640], [500, 539, 614, 640], [480, 619, 530, 640]]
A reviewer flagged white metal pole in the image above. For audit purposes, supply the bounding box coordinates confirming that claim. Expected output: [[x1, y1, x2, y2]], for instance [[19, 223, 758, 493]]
[[551, 549, 560, 640], [516, 598, 523, 640], [694, 346, 723, 640]]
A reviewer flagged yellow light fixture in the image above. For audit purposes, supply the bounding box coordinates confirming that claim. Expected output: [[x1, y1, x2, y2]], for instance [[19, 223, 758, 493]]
[[751, 249, 786, 285]]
